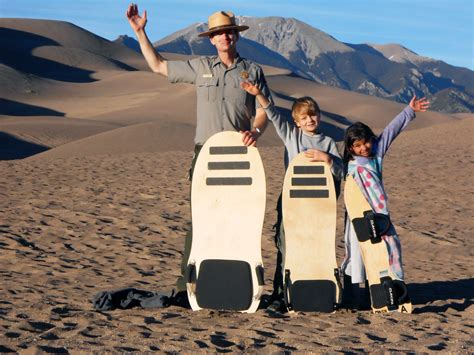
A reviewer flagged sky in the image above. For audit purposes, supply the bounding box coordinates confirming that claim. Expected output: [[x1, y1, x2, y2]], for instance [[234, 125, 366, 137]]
[[1, 0, 473, 70]]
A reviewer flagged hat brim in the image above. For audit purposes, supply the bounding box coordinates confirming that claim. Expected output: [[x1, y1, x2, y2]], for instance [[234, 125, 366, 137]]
[[198, 25, 249, 37]]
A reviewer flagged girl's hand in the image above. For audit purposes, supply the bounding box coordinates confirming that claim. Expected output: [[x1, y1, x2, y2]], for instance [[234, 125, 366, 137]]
[[240, 81, 261, 96], [409, 95, 430, 112], [304, 149, 332, 165]]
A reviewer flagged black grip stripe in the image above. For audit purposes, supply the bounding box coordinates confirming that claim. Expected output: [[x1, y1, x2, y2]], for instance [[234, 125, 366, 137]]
[[290, 189, 329, 198], [210, 146, 248, 155], [208, 161, 250, 170], [293, 166, 324, 174], [292, 177, 327, 186], [206, 177, 252, 185]]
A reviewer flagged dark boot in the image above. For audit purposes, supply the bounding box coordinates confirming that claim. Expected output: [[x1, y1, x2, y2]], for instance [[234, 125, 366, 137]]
[[356, 280, 372, 311], [342, 274, 357, 310], [170, 291, 191, 309]]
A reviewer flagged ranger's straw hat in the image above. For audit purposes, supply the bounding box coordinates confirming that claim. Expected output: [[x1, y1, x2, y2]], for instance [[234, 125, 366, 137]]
[[198, 11, 249, 37]]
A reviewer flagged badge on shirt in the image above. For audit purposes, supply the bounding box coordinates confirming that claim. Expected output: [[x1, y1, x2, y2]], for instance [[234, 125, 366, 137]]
[[202, 73, 213, 78], [240, 71, 249, 80]]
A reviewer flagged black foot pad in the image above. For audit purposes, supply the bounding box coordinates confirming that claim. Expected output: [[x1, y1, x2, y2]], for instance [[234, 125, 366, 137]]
[[370, 278, 409, 310], [289, 280, 336, 312], [196, 259, 253, 311]]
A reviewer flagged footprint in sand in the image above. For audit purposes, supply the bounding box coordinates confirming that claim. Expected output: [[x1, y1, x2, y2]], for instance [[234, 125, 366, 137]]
[[19, 320, 55, 333]]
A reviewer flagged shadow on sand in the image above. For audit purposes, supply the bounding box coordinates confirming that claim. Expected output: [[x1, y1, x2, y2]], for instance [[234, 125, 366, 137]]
[[0, 98, 65, 117], [0, 28, 98, 83], [409, 278, 473, 313], [0, 132, 49, 160]]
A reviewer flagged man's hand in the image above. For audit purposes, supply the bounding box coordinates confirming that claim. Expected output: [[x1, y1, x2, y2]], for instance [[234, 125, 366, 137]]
[[240, 130, 260, 147], [409, 95, 430, 112], [126, 3, 147, 33]]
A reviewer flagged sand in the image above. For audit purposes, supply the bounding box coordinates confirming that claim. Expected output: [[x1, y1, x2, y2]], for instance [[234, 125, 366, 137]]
[[0, 18, 472, 353]]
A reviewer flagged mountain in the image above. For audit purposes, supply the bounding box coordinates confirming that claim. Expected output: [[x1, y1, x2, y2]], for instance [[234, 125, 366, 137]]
[[153, 16, 473, 114], [153, 22, 303, 77], [366, 43, 435, 66], [114, 34, 141, 53]]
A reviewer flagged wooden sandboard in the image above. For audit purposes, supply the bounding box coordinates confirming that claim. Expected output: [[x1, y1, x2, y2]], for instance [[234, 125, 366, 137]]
[[186, 131, 265, 313], [344, 175, 412, 313], [282, 153, 341, 312]]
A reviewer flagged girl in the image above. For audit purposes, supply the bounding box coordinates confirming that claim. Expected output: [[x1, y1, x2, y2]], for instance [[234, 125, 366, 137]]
[[341, 96, 430, 308]]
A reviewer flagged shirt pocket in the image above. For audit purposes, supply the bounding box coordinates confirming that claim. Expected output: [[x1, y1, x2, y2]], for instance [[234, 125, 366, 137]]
[[196, 77, 218, 102], [225, 79, 248, 104]]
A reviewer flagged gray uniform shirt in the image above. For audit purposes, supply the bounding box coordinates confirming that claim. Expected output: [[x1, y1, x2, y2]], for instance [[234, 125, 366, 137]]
[[264, 105, 344, 180], [167, 55, 273, 145]]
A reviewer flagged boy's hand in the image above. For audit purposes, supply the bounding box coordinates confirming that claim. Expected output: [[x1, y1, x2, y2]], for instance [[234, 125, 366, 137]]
[[126, 3, 147, 33], [305, 149, 332, 166], [409, 95, 430, 112], [240, 130, 258, 147], [240, 81, 261, 96]]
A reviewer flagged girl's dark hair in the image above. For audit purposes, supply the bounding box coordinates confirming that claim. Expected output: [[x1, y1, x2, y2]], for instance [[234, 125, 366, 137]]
[[342, 122, 377, 170]]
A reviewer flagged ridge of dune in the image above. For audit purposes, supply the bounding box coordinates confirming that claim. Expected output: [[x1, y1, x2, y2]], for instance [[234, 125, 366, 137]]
[[451, 112, 474, 120], [0, 18, 142, 65], [30, 45, 135, 72], [0, 18, 148, 98], [27, 120, 197, 160], [0, 116, 121, 148], [0, 64, 57, 96]]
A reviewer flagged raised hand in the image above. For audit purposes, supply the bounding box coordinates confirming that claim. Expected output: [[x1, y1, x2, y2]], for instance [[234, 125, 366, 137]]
[[240, 81, 261, 96], [126, 3, 147, 33], [409, 95, 430, 112]]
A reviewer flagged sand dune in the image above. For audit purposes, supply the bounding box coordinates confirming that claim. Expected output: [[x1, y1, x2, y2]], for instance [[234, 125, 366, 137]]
[[1, 64, 457, 159], [1, 18, 458, 159], [28, 120, 196, 160], [0, 116, 119, 149], [0, 18, 472, 352], [0, 18, 145, 68], [452, 113, 474, 120]]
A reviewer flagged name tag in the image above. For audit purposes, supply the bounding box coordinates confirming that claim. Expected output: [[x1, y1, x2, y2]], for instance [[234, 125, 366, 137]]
[[202, 74, 213, 78]]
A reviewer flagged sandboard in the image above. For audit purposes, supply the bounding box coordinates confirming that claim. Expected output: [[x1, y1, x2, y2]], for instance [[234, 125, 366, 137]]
[[186, 131, 265, 313], [282, 153, 341, 312], [344, 175, 412, 313]]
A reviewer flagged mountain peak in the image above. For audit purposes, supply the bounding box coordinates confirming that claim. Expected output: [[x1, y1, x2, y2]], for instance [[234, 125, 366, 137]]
[[238, 16, 352, 58], [368, 43, 435, 66]]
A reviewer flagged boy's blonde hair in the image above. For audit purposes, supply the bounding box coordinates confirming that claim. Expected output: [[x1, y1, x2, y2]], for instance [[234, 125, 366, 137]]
[[291, 96, 321, 122]]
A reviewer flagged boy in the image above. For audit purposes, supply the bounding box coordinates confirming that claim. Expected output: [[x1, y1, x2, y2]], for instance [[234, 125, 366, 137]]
[[241, 82, 344, 312]]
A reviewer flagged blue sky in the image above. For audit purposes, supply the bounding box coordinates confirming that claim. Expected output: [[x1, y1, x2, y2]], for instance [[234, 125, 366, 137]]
[[1, 0, 473, 69]]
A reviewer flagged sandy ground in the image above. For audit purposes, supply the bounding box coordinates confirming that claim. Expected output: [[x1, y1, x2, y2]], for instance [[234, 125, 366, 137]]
[[0, 18, 473, 353], [1, 120, 473, 352]]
